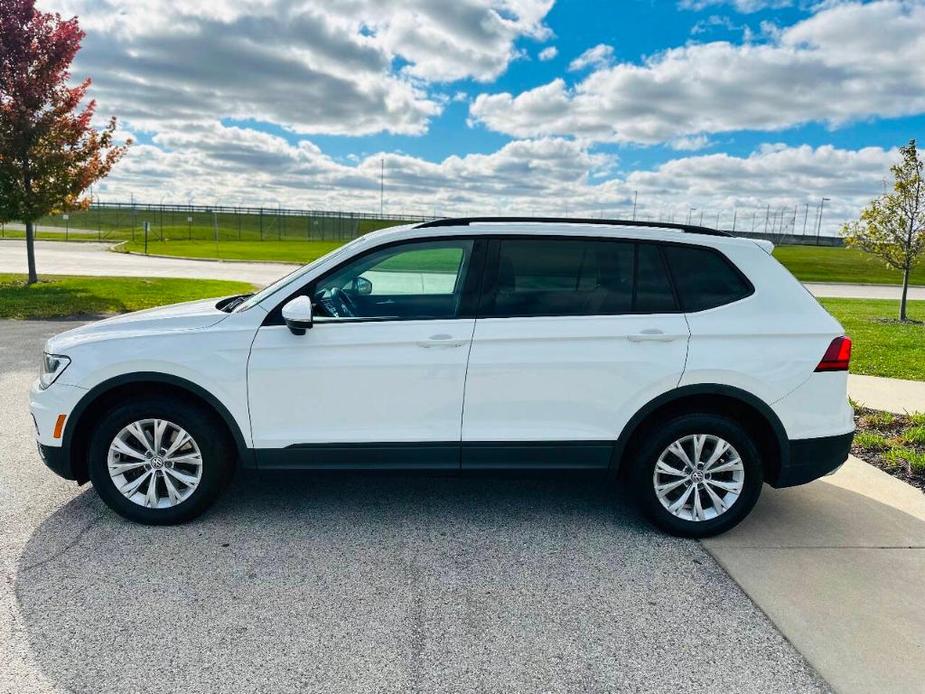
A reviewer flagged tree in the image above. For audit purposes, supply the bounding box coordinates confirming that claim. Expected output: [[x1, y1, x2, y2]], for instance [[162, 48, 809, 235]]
[[842, 139, 925, 321], [0, 0, 128, 284]]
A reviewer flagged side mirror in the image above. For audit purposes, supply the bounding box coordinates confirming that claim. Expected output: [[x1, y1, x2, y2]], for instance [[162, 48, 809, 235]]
[[281, 296, 313, 335], [351, 276, 373, 296]]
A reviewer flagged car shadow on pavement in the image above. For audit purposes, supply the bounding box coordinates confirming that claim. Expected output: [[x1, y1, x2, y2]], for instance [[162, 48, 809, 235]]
[[14, 472, 827, 694]]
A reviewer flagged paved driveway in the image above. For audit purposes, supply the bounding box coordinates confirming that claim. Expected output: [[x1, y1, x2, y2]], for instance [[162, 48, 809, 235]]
[[0, 320, 826, 693], [0, 239, 293, 286], [3, 239, 925, 299]]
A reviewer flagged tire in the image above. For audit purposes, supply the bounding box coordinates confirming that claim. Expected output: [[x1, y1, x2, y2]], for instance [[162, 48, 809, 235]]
[[88, 397, 234, 525], [629, 414, 763, 538]]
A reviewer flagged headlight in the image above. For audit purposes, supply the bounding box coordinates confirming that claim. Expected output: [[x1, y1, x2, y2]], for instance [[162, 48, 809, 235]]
[[39, 353, 71, 390]]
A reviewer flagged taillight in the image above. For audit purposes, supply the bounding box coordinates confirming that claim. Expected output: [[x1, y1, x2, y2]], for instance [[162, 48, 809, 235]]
[[815, 336, 852, 372]]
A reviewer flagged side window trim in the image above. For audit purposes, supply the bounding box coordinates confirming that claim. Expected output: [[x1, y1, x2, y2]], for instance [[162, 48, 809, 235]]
[[262, 236, 487, 326], [655, 243, 683, 312]]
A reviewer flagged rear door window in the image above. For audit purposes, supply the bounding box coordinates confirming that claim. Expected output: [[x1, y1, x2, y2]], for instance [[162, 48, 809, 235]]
[[663, 245, 752, 311], [481, 238, 677, 317]]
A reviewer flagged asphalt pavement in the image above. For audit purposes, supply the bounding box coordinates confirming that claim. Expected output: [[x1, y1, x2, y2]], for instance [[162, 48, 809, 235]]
[[0, 320, 827, 693]]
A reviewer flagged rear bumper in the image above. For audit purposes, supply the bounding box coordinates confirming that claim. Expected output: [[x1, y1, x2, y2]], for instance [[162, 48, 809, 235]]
[[772, 431, 854, 488]]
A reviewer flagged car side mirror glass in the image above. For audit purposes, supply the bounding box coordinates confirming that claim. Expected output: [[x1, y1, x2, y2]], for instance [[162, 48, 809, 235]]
[[281, 296, 313, 335], [352, 276, 373, 296]]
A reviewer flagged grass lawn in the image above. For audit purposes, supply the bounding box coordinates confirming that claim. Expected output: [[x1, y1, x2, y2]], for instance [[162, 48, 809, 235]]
[[820, 298, 925, 381], [0, 274, 255, 320], [114, 238, 924, 287], [117, 239, 343, 264], [772, 246, 924, 285]]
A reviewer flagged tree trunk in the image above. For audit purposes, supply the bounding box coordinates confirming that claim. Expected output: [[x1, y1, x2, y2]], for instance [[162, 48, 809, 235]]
[[900, 265, 910, 322], [25, 220, 38, 285]]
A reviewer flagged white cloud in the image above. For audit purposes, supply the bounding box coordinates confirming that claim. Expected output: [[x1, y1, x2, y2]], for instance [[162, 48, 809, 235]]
[[470, 1, 925, 144], [568, 44, 615, 71], [679, 0, 793, 12], [96, 120, 896, 234], [538, 46, 558, 61], [670, 135, 713, 151], [42, 0, 554, 136]]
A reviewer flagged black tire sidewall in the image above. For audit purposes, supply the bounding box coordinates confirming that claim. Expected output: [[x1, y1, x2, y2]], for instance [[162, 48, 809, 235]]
[[88, 397, 232, 525], [631, 414, 763, 538]]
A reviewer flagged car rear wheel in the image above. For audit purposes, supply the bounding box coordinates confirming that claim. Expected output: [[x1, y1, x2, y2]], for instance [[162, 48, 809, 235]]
[[88, 397, 233, 524], [630, 414, 764, 538]]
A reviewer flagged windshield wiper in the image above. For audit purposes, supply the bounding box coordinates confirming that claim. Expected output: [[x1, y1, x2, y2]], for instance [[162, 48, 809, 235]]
[[216, 294, 253, 312]]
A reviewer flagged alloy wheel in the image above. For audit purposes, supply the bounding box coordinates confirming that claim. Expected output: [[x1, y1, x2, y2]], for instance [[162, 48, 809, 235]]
[[107, 418, 203, 509], [652, 434, 745, 522]]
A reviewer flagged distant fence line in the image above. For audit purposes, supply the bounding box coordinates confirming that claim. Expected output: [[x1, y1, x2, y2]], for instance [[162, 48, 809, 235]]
[[0, 201, 842, 246], [1, 203, 432, 243]]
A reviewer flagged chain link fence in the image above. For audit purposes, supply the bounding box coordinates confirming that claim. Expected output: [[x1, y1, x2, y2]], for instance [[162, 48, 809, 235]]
[[0, 201, 842, 246], [0, 203, 433, 243]]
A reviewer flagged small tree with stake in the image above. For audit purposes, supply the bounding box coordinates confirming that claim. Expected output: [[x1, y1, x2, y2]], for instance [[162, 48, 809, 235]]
[[0, 0, 129, 284], [842, 139, 925, 322]]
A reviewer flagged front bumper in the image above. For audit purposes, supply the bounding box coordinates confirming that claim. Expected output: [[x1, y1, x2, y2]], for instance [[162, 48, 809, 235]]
[[36, 441, 78, 480], [30, 378, 87, 482], [771, 431, 855, 488]]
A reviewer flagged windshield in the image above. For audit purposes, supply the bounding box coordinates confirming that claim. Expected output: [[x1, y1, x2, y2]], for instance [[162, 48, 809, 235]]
[[233, 236, 369, 312]]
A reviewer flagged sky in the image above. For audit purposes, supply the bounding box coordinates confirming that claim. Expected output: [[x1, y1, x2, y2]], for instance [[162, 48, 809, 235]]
[[42, 0, 925, 234]]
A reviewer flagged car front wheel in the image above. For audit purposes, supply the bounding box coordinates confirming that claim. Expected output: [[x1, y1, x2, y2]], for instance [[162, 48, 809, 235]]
[[88, 398, 233, 525], [631, 414, 764, 538]]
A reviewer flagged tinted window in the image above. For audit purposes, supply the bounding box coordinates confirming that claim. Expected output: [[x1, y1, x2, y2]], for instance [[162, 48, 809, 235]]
[[635, 244, 677, 313], [483, 239, 677, 317], [664, 245, 751, 312], [312, 239, 473, 320]]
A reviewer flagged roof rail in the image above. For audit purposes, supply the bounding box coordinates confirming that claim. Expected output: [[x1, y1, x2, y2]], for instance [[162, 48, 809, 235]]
[[414, 216, 732, 237]]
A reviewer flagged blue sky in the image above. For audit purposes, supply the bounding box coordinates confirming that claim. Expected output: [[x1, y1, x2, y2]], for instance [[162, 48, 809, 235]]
[[51, 0, 925, 232]]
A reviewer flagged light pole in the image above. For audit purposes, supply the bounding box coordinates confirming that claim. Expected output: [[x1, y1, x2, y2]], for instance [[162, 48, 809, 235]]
[[632, 191, 638, 221], [687, 207, 696, 224], [815, 197, 831, 244]]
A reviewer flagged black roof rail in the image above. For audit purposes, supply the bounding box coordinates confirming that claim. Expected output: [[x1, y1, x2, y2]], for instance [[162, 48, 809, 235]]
[[414, 216, 732, 237]]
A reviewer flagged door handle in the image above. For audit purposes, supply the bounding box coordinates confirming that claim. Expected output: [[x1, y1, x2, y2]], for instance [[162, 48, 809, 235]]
[[417, 334, 467, 348], [627, 329, 679, 343]]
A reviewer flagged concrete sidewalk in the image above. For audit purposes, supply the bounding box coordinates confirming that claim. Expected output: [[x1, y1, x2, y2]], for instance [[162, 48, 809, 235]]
[[704, 457, 925, 694], [848, 374, 925, 414]]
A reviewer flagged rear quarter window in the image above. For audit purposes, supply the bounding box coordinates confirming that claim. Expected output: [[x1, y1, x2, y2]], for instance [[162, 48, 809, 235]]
[[663, 245, 752, 312]]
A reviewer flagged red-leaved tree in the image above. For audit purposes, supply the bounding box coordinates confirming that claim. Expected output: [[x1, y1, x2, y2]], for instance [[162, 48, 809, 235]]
[[0, 0, 129, 284]]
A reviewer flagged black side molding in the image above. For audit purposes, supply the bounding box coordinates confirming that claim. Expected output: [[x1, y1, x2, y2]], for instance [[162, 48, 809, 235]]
[[256, 441, 614, 471]]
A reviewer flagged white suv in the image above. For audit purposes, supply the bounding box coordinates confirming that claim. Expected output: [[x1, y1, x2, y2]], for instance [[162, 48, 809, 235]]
[[30, 218, 855, 536]]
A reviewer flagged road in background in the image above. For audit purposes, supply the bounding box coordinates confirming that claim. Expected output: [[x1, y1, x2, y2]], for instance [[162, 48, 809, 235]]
[[3, 238, 924, 299], [0, 239, 293, 286], [0, 320, 826, 693]]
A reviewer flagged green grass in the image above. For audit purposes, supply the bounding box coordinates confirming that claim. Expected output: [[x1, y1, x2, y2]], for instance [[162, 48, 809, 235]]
[[853, 431, 890, 450], [883, 446, 925, 473], [772, 246, 924, 285], [113, 237, 924, 287], [117, 240, 465, 272], [820, 298, 925, 380], [1, 208, 409, 243], [118, 239, 344, 264], [902, 426, 925, 446], [0, 274, 255, 319]]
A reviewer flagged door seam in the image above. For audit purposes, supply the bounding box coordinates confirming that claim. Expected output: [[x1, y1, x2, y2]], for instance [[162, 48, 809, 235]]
[[457, 319, 479, 468]]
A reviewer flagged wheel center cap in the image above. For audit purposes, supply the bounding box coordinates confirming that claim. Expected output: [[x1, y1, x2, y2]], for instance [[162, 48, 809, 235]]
[[151, 457, 164, 469], [691, 471, 704, 483]]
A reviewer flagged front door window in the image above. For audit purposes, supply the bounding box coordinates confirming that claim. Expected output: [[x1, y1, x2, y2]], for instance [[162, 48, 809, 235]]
[[313, 239, 473, 320]]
